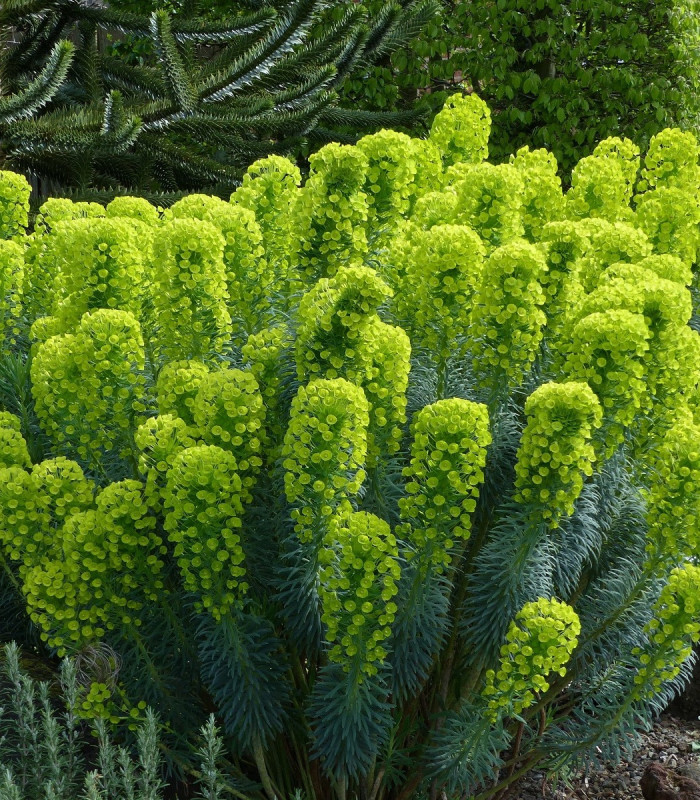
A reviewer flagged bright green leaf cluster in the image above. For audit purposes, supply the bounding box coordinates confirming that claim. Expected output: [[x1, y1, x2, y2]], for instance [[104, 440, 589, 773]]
[[31, 309, 146, 460], [468, 240, 547, 392], [192, 368, 265, 501], [452, 163, 524, 249], [318, 510, 400, 677], [282, 379, 369, 544], [428, 93, 491, 169], [633, 565, 700, 698], [563, 310, 650, 454], [514, 382, 602, 526], [0, 171, 31, 240], [151, 218, 232, 362], [482, 598, 580, 716], [399, 398, 491, 570], [296, 144, 369, 283], [395, 224, 485, 358], [164, 445, 246, 621]]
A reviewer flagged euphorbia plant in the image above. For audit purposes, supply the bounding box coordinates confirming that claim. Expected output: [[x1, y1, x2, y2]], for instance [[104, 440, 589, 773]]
[[0, 93, 699, 800]]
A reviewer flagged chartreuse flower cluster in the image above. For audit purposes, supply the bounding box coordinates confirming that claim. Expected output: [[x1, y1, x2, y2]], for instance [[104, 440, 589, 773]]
[[565, 154, 632, 223], [452, 163, 524, 249], [295, 266, 408, 466], [395, 224, 485, 358], [538, 221, 587, 338], [295, 265, 392, 384], [105, 195, 161, 224], [564, 310, 650, 453], [32, 197, 105, 236], [0, 457, 94, 568], [638, 128, 700, 193], [634, 186, 700, 267], [318, 510, 400, 677], [23, 479, 164, 654], [509, 146, 565, 241], [482, 598, 581, 717], [151, 218, 232, 362], [0, 466, 52, 565], [409, 138, 443, 204], [468, 240, 547, 392], [0, 411, 31, 469], [0, 240, 24, 349], [32, 457, 95, 529], [360, 318, 411, 466], [592, 136, 640, 203], [192, 368, 265, 501], [168, 194, 270, 341], [399, 398, 491, 571], [634, 253, 692, 286], [296, 143, 369, 283], [356, 130, 416, 235], [282, 379, 369, 544], [574, 219, 651, 292], [428, 93, 491, 169], [242, 327, 290, 452], [232, 155, 302, 281], [155, 359, 209, 429], [567, 267, 692, 402], [410, 188, 459, 234], [164, 445, 246, 621], [0, 170, 30, 240], [514, 382, 602, 526], [644, 422, 700, 559], [31, 310, 146, 460], [135, 415, 196, 511], [48, 217, 147, 334], [632, 565, 700, 699]]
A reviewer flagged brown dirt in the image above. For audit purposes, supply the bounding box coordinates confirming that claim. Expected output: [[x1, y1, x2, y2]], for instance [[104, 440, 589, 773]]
[[514, 714, 700, 800]]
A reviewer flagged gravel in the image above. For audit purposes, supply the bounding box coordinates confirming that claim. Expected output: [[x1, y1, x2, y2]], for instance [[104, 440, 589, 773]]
[[514, 714, 700, 800]]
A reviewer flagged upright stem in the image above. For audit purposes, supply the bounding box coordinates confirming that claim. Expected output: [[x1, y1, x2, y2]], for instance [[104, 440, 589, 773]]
[[253, 736, 280, 800]]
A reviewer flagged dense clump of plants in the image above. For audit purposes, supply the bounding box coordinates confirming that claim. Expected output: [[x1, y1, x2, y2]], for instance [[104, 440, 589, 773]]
[[0, 94, 700, 800], [0, 641, 229, 800]]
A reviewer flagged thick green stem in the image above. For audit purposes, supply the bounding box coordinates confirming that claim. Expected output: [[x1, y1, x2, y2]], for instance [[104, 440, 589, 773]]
[[253, 736, 280, 800]]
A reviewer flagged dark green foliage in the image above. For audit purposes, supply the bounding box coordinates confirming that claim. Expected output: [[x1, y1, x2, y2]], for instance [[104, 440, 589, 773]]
[[0, 0, 438, 197], [324, 0, 700, 174]]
